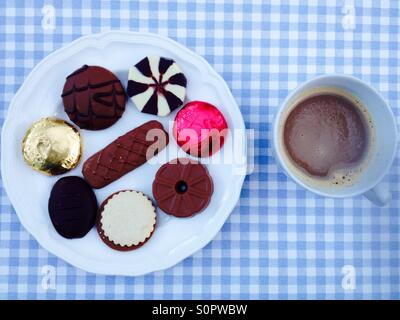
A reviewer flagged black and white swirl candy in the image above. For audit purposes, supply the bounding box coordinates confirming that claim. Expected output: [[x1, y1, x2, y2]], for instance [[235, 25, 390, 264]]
[[127, 56, 187, 116]]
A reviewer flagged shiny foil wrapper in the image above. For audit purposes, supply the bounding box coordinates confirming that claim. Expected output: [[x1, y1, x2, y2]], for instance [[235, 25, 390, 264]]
[[173, 101, 228, 157], [22, 117, 82, 175]]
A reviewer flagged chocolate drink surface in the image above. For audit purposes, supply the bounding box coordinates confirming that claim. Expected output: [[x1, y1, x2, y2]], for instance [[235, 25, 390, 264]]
[[283, 94, 369, 179]]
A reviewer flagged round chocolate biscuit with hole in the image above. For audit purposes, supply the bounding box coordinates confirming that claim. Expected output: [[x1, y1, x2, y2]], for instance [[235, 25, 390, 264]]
[[152, 158, 213, 217]]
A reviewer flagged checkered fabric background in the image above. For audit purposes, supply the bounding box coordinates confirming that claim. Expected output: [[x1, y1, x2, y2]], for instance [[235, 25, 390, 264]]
[[1, 0, 399, 300]]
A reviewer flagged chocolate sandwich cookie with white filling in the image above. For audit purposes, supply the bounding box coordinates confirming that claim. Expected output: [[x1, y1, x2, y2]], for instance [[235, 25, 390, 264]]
[[127, 56, 187, 116], [97, 190, 156, 251]]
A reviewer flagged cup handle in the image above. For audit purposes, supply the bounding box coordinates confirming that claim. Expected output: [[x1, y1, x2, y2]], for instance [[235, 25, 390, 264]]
[[363, 183, 391, 207]]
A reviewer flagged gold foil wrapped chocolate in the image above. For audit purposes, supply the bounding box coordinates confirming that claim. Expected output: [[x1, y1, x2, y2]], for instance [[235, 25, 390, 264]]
[[22, 117, 82, 175]]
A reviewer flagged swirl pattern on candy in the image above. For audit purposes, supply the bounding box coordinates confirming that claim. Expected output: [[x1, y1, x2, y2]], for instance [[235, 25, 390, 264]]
[[127, 56, 187, 116]]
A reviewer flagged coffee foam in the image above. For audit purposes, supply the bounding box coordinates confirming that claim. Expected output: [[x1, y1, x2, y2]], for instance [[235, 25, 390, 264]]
[[278, 86, 375, 189]]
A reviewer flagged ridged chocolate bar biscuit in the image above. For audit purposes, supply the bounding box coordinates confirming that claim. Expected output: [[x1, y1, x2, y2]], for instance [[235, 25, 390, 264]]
[[82, 120, 169, 189]]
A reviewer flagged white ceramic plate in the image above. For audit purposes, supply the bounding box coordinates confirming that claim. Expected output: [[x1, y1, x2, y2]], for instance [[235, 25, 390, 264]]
[[1, 31, 246, 276]]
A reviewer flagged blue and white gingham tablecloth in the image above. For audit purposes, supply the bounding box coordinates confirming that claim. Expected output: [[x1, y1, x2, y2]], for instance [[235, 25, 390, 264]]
[[0, 0, 399, 299]]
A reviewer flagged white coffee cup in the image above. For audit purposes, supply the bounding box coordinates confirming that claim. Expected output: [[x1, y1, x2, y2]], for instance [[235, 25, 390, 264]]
[[273, 74, 398, 206]]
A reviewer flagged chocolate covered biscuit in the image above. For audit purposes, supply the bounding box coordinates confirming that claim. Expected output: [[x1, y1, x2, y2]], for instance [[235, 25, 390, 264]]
[[152, 158, 213, 217], [82, 120, 168, 189], [97, 190, 156, 251], [48, 176, 98, 239], [62, 65, 126, 130]]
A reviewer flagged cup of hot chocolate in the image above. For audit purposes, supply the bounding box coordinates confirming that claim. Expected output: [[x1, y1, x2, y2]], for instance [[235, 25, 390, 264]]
[[273, 74, 398, 206]]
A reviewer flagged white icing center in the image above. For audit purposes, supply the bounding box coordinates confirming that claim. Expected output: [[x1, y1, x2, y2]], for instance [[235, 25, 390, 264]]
[[101, 191, 156, 247]]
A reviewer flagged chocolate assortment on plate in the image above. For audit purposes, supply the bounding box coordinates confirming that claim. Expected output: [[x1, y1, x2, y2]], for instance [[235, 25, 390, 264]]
[[21, 56, 229, 251]]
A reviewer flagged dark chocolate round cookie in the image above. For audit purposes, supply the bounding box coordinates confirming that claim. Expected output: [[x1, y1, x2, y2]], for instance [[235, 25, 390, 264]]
[[62, 65, 126, 130], [48, 176, 98, 239], [152, 158, 213, 217]]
